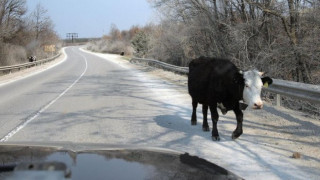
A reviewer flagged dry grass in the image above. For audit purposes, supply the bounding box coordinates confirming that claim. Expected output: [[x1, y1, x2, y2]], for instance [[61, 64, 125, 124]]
[[86, 40, 133, 56], [0, 43, 27, 66]]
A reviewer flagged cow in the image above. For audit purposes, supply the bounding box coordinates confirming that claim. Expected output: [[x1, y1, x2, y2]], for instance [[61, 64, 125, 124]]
[[28, 56, 37, 62], [188, 56, 273, 141]]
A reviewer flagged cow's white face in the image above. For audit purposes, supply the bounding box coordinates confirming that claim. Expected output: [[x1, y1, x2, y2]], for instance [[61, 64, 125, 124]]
[[242, 70, 264, 109]]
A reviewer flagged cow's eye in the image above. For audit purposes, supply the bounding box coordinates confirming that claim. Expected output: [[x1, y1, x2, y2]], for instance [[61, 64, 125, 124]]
[[245, 84, 249, 88]]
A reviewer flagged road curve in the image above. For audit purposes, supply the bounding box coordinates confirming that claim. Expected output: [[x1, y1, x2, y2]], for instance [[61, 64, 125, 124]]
[[0, 47, 319, 180]]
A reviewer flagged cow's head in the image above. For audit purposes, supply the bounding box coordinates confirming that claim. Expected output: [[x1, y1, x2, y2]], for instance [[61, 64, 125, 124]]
[[241, 70, 273, 109]]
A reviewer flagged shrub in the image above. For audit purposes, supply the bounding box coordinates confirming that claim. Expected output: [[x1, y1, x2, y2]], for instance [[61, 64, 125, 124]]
[[0, 43, 27, 66]]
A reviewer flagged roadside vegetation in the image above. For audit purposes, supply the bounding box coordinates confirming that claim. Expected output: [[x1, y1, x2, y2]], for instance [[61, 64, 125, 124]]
[[87, 24, 152, 57], [0, 0, 60, 66], [87, 0, 319, 116], [88, 0, 320, 84]]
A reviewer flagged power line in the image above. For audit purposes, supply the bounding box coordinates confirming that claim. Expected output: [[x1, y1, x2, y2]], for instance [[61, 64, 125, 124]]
[[66, 33, 78, 43]]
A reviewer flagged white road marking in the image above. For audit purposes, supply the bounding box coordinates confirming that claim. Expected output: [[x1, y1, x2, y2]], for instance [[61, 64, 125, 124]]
[[0, 48, 88, 142]]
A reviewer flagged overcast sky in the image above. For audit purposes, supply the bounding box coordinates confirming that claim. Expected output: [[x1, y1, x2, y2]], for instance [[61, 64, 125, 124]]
[[26, 0, 155, 38]]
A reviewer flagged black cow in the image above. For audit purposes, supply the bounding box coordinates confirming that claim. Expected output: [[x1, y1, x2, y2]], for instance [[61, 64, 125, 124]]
[[188, 56, 272, 141], [28, 56, 37, 62]]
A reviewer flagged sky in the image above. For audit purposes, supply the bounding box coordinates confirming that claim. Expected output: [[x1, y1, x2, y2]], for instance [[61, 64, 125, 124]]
[[26, 0, 156, 38]]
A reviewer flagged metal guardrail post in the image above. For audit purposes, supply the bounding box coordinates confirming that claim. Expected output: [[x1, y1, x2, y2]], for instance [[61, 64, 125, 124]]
[[264, 79, 320, 105]]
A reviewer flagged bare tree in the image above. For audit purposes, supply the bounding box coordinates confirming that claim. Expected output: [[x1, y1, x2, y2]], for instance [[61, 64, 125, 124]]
[[26, 3, 59, 58], [109, 24, 122, 42], [0, 1, 60, 66], [148, 0, 320, 83], [0, 0, 27, 66], [244, 0, 316, 82], [0, 0, 26, 42], [30, 3, 53, 40]]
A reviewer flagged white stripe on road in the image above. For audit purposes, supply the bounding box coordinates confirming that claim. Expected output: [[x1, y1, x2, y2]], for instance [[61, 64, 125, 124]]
[[0, 48, 88, 142]]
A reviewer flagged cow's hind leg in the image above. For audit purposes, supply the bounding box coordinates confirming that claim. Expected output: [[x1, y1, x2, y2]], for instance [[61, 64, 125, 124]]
[[202, 104, 209, 131], [191, 100, 198, 125], [209, 106, 220, 141], [232, 106, 243, 140]]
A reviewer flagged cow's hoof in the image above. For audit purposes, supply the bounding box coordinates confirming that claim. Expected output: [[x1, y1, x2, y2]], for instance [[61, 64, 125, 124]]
[[212, 136, 220, 141], [202, 126, 210, 131], [231, 133, 241, 140], [191, 121, 197, 125]]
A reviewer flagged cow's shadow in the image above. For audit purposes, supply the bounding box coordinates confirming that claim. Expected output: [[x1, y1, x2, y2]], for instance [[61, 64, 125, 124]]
[[153, 114, 235, 145], [153, 113, 320, 179]]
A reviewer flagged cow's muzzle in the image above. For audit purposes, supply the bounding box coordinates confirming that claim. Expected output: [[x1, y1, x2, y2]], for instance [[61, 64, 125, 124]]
[[253, 103, 263, 109]]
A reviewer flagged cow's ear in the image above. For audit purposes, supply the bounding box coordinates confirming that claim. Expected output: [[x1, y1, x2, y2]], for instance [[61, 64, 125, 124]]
[[258, 71, 265, 76], [261, 77, 273, 87]]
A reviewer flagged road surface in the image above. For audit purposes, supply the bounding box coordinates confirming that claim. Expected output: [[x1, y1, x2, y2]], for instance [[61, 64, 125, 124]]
[[0, 47, 319, 179]]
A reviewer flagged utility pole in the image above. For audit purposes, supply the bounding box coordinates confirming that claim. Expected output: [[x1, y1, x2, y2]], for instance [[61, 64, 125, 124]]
[[66, 33, 78, 43]]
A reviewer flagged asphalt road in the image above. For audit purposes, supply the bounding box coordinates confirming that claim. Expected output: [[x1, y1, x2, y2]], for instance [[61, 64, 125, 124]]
[[0, 47, 319, 179], [0, 47, 190, 143], [0, 47, 84, 140]]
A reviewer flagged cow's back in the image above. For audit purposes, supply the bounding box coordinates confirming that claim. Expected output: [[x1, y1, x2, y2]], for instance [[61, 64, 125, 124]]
[[188, 56, 240, 105]]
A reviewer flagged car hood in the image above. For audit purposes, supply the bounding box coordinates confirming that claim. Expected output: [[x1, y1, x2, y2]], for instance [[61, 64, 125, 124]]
[[0, 141, 242, 180]]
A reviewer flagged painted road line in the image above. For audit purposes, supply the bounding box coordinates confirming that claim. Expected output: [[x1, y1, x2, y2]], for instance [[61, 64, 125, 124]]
[[0, 49, 88, 142]]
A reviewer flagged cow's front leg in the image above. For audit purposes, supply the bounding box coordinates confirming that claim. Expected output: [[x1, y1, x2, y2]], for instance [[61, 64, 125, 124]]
[[232, 106, 243, 140], [209, 106, 220, 141], [191, 100, 198, 125], [202, 104, 209, 131]]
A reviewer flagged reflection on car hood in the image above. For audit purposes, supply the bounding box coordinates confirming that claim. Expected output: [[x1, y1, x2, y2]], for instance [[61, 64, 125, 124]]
[[0, 142, 242, 180]]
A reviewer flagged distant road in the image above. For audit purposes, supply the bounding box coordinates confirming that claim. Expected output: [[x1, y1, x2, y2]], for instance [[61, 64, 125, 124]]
[[0, 47, 318, 180]]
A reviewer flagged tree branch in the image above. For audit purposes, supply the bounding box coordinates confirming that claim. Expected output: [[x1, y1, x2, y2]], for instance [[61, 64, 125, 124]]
[[244, 0, 295, 45]]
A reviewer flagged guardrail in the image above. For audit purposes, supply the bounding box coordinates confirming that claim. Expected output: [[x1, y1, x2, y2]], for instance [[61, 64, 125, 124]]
[[130, 57, 320, 106], [265, 79, 320, 106], [0, 53, 61, 75], [130, 58, 189, 74]]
